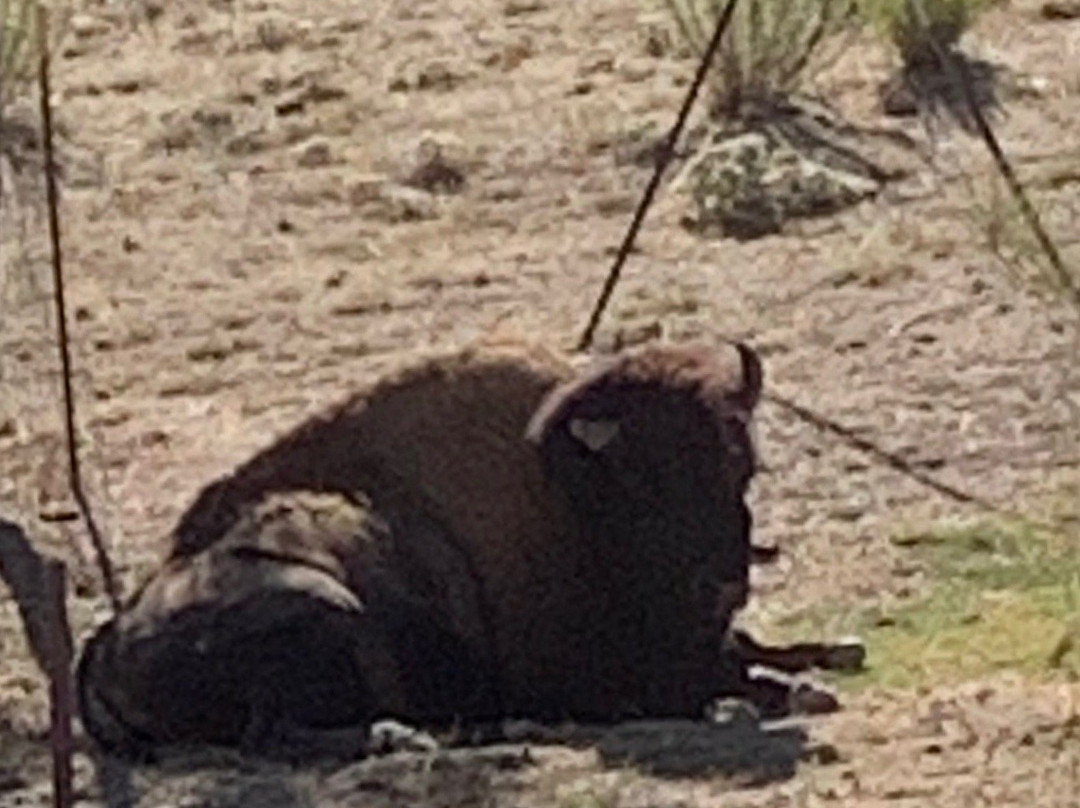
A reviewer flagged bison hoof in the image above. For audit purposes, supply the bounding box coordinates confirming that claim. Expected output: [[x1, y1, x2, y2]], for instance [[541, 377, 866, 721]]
[[789, 682, 841, 716], [822, 638, 866, 673]]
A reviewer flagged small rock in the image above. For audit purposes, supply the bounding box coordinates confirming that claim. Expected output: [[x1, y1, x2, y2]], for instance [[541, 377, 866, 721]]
[[254, 17, 296, 52], [348, 174, 390, 206], [404, 135, 467, 194], [829, 502, 866, 522], [612, 321, 664, 350], [295, 138, 333, 168], [618, 59, 656, 83], [416, 61, 464, 92], [69, 13, 109, 39], [807, 742, 843, 765], [370, 185, 440, 223], [368, 720, 439, 754], [578, 53, 616, 77], [504, 0, 545, 14], [683, 128, 881, 241]]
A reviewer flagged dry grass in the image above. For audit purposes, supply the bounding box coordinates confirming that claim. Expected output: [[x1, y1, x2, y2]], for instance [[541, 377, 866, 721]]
[[0, 0, 40, 111], [963, 165, 1080, 318], [858, 0, 1003, 68], [0, 0, 71, 112], [649, 0, 856, 119], [775, 500, 1080, 692]]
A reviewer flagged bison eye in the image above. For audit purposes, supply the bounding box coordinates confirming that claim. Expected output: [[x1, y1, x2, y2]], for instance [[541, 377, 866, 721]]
[[567, 418, 620, 453]]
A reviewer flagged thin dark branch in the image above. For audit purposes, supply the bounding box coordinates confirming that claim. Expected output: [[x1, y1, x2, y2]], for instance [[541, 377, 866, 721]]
[[577, 0, 741, 351], [764, 391, 1062, 531], [37, 4, 121, 614]]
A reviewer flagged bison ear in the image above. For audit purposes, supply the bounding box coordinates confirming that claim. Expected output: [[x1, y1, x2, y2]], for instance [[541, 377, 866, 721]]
[[568, 418, 620, 453]]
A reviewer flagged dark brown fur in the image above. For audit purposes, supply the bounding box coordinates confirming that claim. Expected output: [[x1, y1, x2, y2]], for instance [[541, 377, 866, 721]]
[[77, 339, 820, 759]]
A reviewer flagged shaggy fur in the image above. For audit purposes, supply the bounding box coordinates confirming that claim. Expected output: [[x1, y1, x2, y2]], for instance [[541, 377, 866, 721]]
[[78, 339, 772, 758]]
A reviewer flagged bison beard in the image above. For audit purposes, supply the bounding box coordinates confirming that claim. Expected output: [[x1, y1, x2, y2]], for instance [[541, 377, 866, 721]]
[[76, 340, 856, 762]]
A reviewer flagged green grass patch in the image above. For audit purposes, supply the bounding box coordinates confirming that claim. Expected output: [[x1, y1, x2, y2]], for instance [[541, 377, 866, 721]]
[[776, 517, 1080, 692]]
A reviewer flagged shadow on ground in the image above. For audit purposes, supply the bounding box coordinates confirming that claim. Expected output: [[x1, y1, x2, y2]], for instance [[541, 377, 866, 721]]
[[880, 51, 1004, 134], [95, 713, 818, 808], [591, 717, 813, 783]]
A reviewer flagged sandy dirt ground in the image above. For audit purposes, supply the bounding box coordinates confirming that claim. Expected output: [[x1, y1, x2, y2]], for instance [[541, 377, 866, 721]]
[[1, 0, 1079, 805]]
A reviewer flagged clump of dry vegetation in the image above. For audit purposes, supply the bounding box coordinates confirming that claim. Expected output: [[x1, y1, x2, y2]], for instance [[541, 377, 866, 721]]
[[858, 0, 1007, 123], [858, 0, 1002, 71], [655, 0, 856, 119], [0, 0, 40, 201], [0, 0, 68, 145], [0, 0, 68, 186], [0, 0, 42, 111], [648, 0, 899, 240], [964, 166, 1080, 317]]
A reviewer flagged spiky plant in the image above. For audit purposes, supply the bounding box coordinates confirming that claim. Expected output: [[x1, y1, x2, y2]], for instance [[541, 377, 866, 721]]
[[657, 0, 857, 120], [0, 0, 43, 111], [859, 0, 1001, 69]]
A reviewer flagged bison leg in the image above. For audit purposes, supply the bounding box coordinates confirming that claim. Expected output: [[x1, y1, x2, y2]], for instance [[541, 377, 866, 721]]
[[723, 665, 842, 719], [728, 629, 866, 675], [712, 629, 865, 720], [77, 561, 382, 761]]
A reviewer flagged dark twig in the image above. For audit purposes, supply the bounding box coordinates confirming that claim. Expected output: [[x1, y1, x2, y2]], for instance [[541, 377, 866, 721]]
[[577, 0, 741, 351], [764, 391, 1063, 530], [764, 392, 979, 504], [37, 4, 121, 613]]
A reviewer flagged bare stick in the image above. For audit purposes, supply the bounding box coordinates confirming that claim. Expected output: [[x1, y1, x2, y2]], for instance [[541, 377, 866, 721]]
[[577, 0, 741, 351], [36, 4, 120, 613], [45, 560, 75, 808], [764, 391, 1064, 530]]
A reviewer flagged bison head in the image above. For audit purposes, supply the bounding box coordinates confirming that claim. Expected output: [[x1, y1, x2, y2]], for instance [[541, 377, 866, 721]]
[[525, 341, 762, 631]]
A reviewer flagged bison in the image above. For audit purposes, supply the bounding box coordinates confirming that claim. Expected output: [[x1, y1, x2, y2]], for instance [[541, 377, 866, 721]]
[[76, 339, 862, 761]]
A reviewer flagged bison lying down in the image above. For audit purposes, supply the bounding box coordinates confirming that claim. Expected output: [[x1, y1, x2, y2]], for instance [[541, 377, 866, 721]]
[[77, 340, 862, 760]]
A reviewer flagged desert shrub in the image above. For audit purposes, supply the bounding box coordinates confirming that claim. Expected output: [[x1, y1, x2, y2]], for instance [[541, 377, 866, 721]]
[[0, 0, 44, 112], [1, 0, 71, 210], [859, 0, 1002, 68], [0, 0, 72, 116], [650, 0, 901, 241], [655, 0, 857, 119]]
